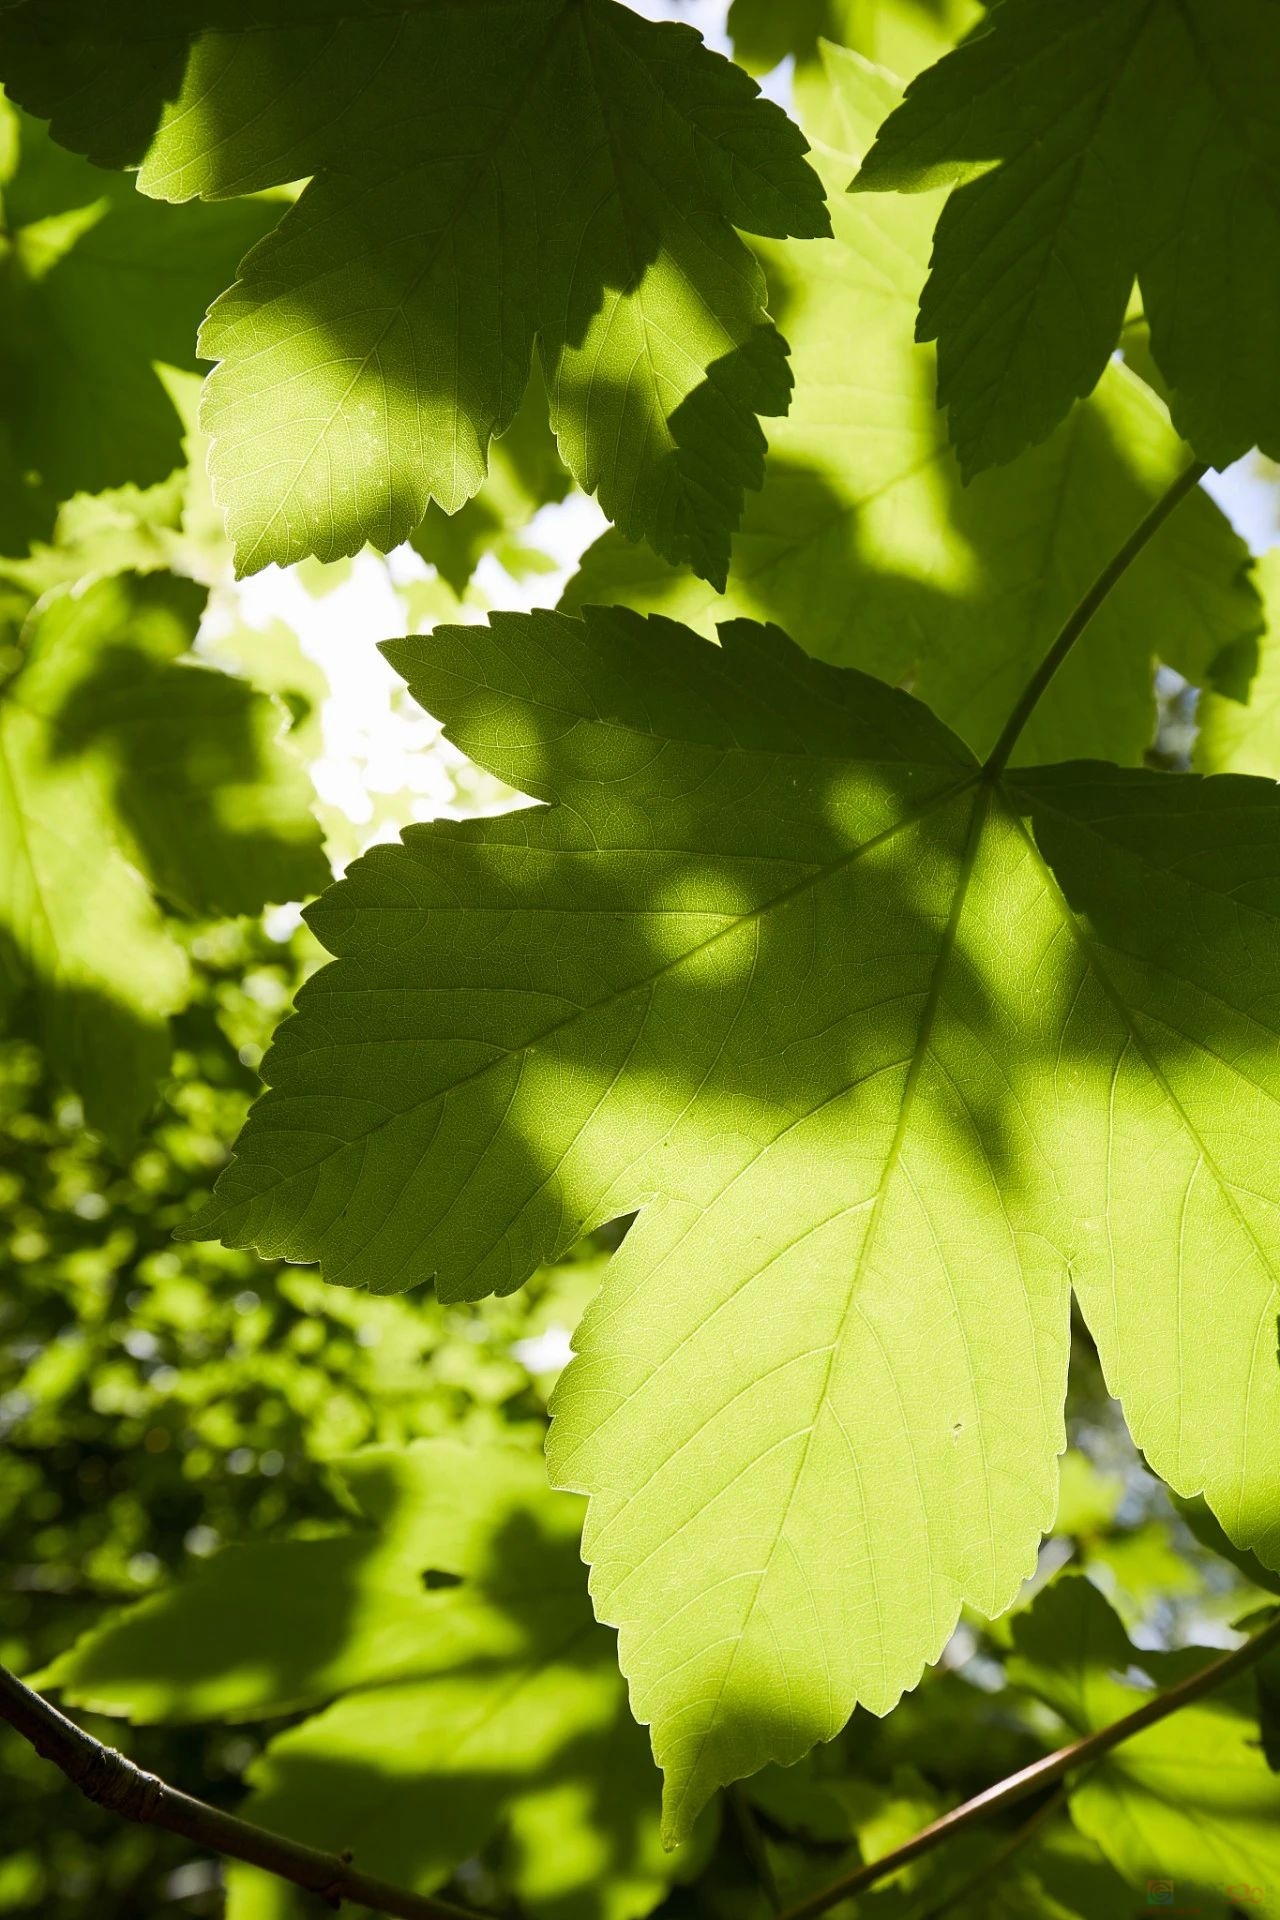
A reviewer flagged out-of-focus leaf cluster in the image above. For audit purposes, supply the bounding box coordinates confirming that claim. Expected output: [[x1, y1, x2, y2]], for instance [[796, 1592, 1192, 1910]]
[[0, 919, 608, 1917]]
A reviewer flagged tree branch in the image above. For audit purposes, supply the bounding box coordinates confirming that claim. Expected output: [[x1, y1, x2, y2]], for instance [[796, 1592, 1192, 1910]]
[[983, 458, 1210, 777], [9, 1602, 1279, 1920], [777, 1603, 1280, 1920], [0, 1662, 479, 1920], [908, 1784, 1067, 1920]]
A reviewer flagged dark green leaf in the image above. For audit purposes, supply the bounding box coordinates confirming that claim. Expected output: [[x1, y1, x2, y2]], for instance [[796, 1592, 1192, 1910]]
[[0, 97, 273, 547], [0, 0, 830, 582], [566, 48, 1260, 769], [855, 0, 1280, 477]]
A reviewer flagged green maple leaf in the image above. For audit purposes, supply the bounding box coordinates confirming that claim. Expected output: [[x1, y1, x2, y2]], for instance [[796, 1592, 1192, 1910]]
[[189, 603, 1280, 1839], [1174, 1493, 1280, 1599], [853, 0, 1280, 479], [0, 571, 325, 1141], [0, 97, 273, 548], [45, 1441, 677, 1920], [1011, 1576, 1280, 1910], [409, 377, 573, 599], [1197, 550, 1280, 781], [0, 1, 829, 585], [728, 0, 978, 78], [567, 49, 1260, 769]]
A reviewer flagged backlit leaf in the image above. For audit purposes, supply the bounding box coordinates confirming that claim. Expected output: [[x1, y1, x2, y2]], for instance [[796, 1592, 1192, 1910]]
[[409, 378, 573, 599], [48, 1440, 676, 1920], [854, 0, 1280, 477], [1197, 550, 1280, 780], [728, 0, 978, 79], [0, 96, 272, 548], [1011, 1576, 1280, 1913], [0, 572, 324, 1139], [566, 49, 1260, 769], [188, 606, 1280, 1837], [0, 1, 830, 582]]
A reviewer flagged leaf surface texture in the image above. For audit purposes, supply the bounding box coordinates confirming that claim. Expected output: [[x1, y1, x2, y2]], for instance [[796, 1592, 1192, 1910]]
[[0, 0, 829, 580], [46, 1441, 674, 1920], [566, 50, 1259, 769], [854, 0, 1280, 475], [188, 606, 1280, 1834]]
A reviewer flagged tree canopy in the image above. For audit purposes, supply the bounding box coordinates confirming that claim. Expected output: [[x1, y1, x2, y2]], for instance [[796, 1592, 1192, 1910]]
[[2, 3, 1280, 1918]]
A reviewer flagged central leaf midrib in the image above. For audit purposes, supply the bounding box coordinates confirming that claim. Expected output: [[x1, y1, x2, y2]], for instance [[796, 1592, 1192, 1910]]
[[663, 777, 993, 1832]]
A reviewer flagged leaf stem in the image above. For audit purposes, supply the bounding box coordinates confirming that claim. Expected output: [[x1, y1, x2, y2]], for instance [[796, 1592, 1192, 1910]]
[[776, 1603, 1280, 1920], [908, 1783, 1067, 1920], [0, 1662, 480, 1920], [983, 458, 1209, 777]]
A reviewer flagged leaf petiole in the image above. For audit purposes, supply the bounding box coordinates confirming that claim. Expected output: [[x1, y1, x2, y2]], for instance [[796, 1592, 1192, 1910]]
[[984, 458, 1210, 778]]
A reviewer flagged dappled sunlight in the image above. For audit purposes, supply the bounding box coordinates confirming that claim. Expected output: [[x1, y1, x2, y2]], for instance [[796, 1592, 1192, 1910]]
[[7, 0, 826, 579], [29, 575, 325, 918], [0, 98, 274, 531], [3, 2, 1280, 1914], [185, 596, 1280, 1831], [198, 603, 1280, 1381], [551, 210, 791, 582], [48, 1448, 593, 1716], [49, 1440, 673, 1916], [569, 54, 1260, 772], [574, 347, 1254, 771]]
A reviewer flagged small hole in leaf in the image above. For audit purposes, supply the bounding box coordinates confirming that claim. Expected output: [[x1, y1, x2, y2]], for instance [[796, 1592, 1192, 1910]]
[[422, 1568, 464, 1591]]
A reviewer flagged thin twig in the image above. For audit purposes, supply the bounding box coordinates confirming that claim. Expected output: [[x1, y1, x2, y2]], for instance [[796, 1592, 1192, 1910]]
[[908, 1783, 1067, 1920], [778, 1605, 1280, 1920], [983, 459, 1209, 777], [0, 1663, 479, 1920]]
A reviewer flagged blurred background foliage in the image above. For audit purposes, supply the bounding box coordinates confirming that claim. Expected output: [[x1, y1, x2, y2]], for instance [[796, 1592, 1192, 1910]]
[[3, 1, 1280, 1916], [0, 920, 614, 1916]]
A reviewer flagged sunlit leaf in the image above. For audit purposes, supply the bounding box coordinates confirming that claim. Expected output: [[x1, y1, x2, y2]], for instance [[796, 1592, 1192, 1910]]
[[48, 1441, 677, 1920], [409, 377, 573, 599], [854, 0, 1280, 477], [566, 49, 1259, 769], [1011, 1576, 1280, 1913], [0, 97, 272, 549], [0, 0, 830, 583], [0, 572, 324, 1138], [17, 575, 327, 918], [1173, 1494, 1280, 1600], [188, 606, 1280, 1837], [728, 0, 978, 79], [1197, 550, 1280, 781]]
